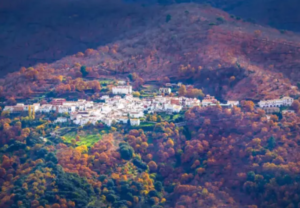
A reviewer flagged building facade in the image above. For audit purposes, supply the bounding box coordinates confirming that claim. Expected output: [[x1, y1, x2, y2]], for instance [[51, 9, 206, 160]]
[[51, 98, 66, 105], [112, 86, 132, 94], [130, 118, 140, 126], [54, 117, 68, 123], [159, 88, 171, 94], [258, 97, 294, 108]]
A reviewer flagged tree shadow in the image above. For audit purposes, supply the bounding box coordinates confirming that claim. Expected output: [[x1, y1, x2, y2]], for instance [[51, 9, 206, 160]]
[[0, 0, 154, 77]]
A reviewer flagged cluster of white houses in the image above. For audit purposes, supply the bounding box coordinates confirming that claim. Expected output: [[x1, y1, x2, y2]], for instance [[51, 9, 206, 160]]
[[258, 97, 295, 114], [258, 97, 294, 108], [3, 93, 240, 127], [3, 83, 295, 127]]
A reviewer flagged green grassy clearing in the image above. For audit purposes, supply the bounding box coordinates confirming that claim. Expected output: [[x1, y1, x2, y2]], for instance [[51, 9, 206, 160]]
[[140, 93, 154, 98], [142, 84, 158, 92], [130, 122, 155, 131], [63, 131, 102, 147], [173, 113, 184, 120], [156, 112, 185, 122], [140, 122, 155, 127], [99, 79, 114, 85], [159, 113, 171, 121]]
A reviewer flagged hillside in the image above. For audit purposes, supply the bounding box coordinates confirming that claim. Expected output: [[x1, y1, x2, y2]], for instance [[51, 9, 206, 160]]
[[204, 0, 300, 32], [131, 0, 300, 32], [1, 3, 300, 101], [0, 0, 155, 76], [1, 0, 300, 77]]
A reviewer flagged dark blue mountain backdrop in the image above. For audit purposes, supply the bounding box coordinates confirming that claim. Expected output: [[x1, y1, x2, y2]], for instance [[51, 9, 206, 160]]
[[0, 0, 299, 76]]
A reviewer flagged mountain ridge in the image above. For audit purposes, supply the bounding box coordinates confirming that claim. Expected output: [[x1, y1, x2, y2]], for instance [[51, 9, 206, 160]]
[[1, 3, 300, 101]]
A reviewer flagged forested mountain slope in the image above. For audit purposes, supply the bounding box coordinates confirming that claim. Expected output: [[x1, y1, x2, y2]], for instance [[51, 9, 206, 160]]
[[1, 3, 300, 101]]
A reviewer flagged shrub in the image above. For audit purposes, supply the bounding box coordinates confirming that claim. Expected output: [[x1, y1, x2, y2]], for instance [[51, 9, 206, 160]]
[[166, 14, 171, 23], [80, 66, 88, 77], [98, 175, 107, 182], [119, 143, 134, 160], [107, 179, 115, 187], [216, 16, 225, 23], [154, 181, 163, 192], [148, 190, 159, 197], [132, 158, 148, 170], [247, 171, 255, 181], [106, 194, 117, 203]]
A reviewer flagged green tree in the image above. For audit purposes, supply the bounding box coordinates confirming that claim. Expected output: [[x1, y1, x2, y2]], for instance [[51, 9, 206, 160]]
[[119, 143, 134, 160], [166, 14, 172, 23], [80, 66, 88, 77], [106, 194, 116, 203], [128, 73, 138, 81], [267, 136, 276, 150], [146, 114, 151, 121], [247, 171, 255, 181], [157, 115, 162, 122], [154, 181, 163, 192]]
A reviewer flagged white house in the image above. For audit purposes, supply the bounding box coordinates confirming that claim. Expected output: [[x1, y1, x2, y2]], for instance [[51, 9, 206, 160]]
[[124, 94, 134, 101], [165, 104, 182, 113], [12, 103, 26, 112], [102, 118, 113, 127], [258, 99, 281, 108], [57, 106, 76, 114], [201, 100, 216, 107], [184, 98, 201, 108], [32, 103, 41, 111], [3, 106, 15, 112], [129, 111, 144, 118], [117, 80, 127, 85], [74, 117, 90, 126], [115, 103, 125, 109], [70, 112, 78, 120], [227, 101, 239, 107], [54, 117, 68, 123], [100, 95, 109, 100], [159, 88, 171, 94], [112, 85, 132, 94], [258, 97, 294, 108], [39, 104, 53, 113], [117, 117, 128, 124], [201, 95, 218, 107], [130, 118, 140, 126], [62, 101, 78, 107], [73, 113, 99, 126], [281, 97, 294, 106], [77, 99, 93, 108], [86, 116, 99, 125], [24, 103, 40, 112], [101, 104, 112, 113]]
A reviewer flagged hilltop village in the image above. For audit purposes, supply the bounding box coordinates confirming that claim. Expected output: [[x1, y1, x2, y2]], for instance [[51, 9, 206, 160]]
[[3, 82, 295, 127]]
